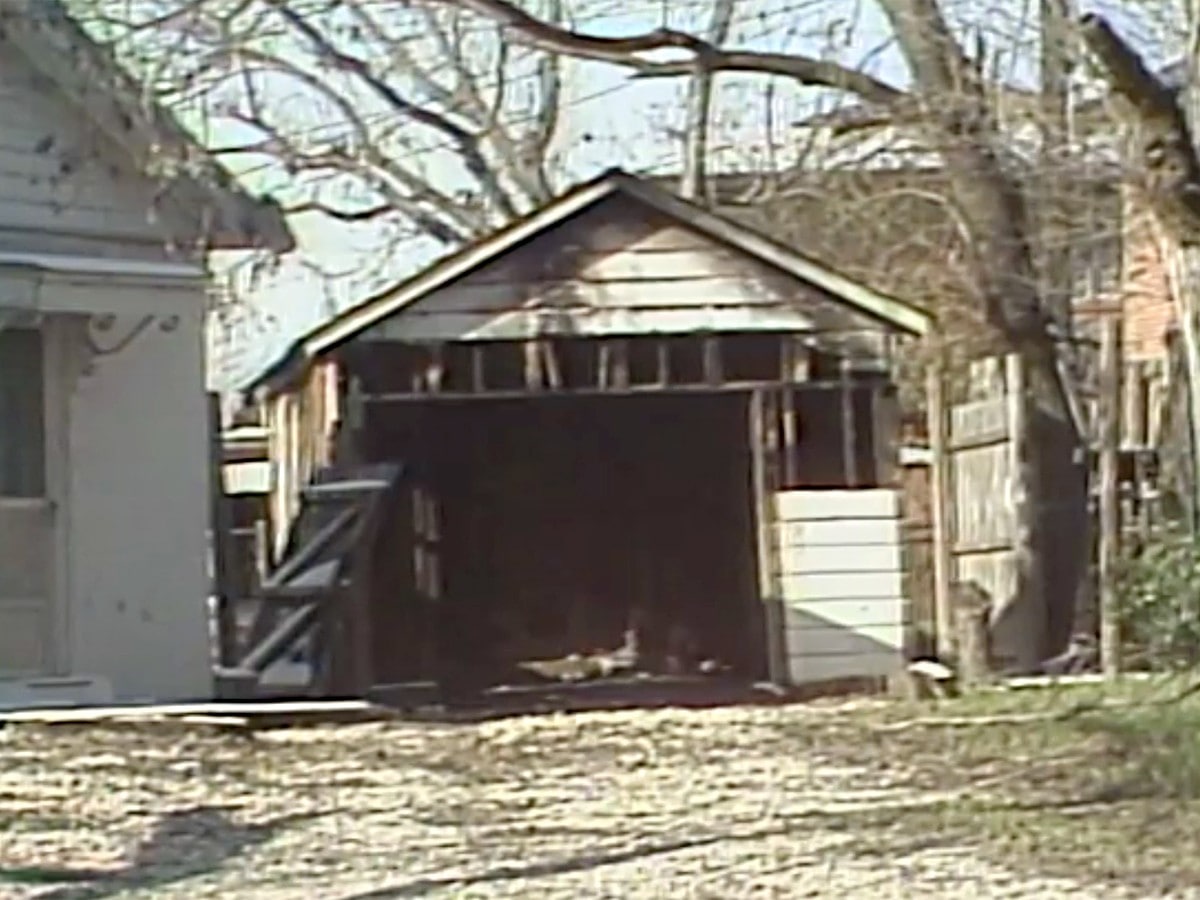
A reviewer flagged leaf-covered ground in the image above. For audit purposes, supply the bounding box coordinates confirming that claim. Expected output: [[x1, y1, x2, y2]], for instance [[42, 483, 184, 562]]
[[3, 681, 1200, 899]]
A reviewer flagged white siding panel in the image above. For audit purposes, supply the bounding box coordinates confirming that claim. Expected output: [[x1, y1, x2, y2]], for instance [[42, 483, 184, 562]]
[[781, 570, 903, 602], [786, 624, 904, 655], [418, 274, 792, 314], [771, 489, 906, 686], [775, 517, 899, 549], [778, 542, 901, 575], [775, 489, 899, 522], [788, 652, 899, 683], [783, 598, 905, 631]]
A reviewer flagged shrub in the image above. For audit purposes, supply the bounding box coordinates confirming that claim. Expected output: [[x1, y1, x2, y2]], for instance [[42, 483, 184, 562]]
[[1114, 525, 1200, 670]]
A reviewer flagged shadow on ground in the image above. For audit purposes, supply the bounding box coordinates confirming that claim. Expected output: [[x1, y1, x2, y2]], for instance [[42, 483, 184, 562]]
[[0, 805, 323, 899], [334, 811, 965, 900]]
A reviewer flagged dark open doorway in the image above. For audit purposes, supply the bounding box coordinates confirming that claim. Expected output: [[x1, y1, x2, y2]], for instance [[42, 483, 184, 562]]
[[364, 390, 766, 689]]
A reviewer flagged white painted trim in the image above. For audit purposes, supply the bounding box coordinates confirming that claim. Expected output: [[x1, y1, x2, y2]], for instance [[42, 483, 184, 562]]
[[0, 263, 205, 318], [0, 497, 52, 512], [42, 317, 72, 676], [0, 253, 204, 280]]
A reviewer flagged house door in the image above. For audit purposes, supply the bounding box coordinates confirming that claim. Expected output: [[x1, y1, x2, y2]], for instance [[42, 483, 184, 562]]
[[0, 326, 55, 674]]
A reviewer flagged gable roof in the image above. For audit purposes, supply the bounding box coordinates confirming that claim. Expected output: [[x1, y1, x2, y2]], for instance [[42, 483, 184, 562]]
[[248, 168, 931, 398], [0, 1, 293, 253]]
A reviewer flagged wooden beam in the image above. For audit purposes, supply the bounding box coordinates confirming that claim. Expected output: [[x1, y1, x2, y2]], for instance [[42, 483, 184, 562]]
[[779, 337, 799, 487], [523, 339, 543, 390], [703, 334, 723, 386], [542, 340, 563, 390], [206, 392, 238, 669], [749, 389, 787, 685], [360, 378, 875, 404], [788, 337, 811, 382], [1098, 313, 1123, 676], [254, 517, 271, 582], [840, 357, 858, 487], [871, 381, 899, 486], [598, 341, 612, 389], [927, 360, 955, 658], [425, 343, 445, 393], [471, 344, 485, 393], [611, 339, 630, 389]]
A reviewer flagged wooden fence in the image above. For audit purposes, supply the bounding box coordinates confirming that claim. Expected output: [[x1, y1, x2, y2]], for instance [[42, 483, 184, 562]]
[[926, 354, 1086, 670]]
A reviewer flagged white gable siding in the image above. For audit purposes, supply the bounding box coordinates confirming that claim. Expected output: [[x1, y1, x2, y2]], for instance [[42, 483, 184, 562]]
[[0, 54, 179, 259], [359, 197, 885, 344]]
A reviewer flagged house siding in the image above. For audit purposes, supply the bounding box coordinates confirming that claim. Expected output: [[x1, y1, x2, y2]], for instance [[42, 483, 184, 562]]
[[0, 53, 180, 260], [65, 300, 213, 702], [0, 48, 214, 702]]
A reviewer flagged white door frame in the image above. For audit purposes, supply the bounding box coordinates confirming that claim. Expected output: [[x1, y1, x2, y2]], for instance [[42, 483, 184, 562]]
[[0, 317, 67, 674], [41, 315, 72, 675]]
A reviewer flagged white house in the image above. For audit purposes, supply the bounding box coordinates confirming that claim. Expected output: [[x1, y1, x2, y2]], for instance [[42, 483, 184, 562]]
[[0, 3, 292, 707]]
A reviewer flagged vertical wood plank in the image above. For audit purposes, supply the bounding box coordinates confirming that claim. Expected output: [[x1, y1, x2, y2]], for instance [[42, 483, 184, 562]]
[[253, 517, 271, 583], [871, 381, 898, 486], [703, 334, 723, 386], [927, 360, 955, 658], [779, 337, 799, 487], [542, 340, 563, 389], [206, 392, 238, 669], [598, 341, 611, 390], [471, 344, 485, 394], [426, 343, 445, 393], [656, 340, 670, 386], [1099, 314, 1122, 676], [840, 358, 858, 487], [613, 339, 630, 389], [750, 389, 787, 685], [523, 339, 542, 390]]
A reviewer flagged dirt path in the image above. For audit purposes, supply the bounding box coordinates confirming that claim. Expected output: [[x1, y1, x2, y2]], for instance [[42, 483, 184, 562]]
[[0, 703, 1191, 899]]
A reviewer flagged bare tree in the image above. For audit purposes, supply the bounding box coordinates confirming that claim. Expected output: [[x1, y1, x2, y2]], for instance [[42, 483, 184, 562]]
[[72, 0, 1200, 655]]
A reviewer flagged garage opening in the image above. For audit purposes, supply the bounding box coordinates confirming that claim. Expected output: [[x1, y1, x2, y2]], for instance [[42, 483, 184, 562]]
[[363, 389, 766, 689]]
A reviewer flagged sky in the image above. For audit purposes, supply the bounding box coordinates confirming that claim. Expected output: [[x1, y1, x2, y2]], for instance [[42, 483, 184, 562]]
[[133, 0, 1182, 394]]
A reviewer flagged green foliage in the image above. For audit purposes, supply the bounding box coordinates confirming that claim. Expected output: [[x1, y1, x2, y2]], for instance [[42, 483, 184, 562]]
[[1115, 526, 1200, 669]]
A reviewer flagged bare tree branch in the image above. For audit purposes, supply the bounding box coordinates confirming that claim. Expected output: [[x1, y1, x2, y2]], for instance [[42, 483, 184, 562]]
[[1080, 13, 1200, 243], [264, 0, 521, 221], [680, 0, 734, 200], [522, 0, 562, 199], [428, 0, 908, 107], [284, 200, 397, 222]]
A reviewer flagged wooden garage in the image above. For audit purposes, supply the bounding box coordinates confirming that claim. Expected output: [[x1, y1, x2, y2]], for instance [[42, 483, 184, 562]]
[[235, 170, 931, 702]]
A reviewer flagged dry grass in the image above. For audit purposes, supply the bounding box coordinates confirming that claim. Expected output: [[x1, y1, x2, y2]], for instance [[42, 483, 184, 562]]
[[2, 681, 1200, 898]]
